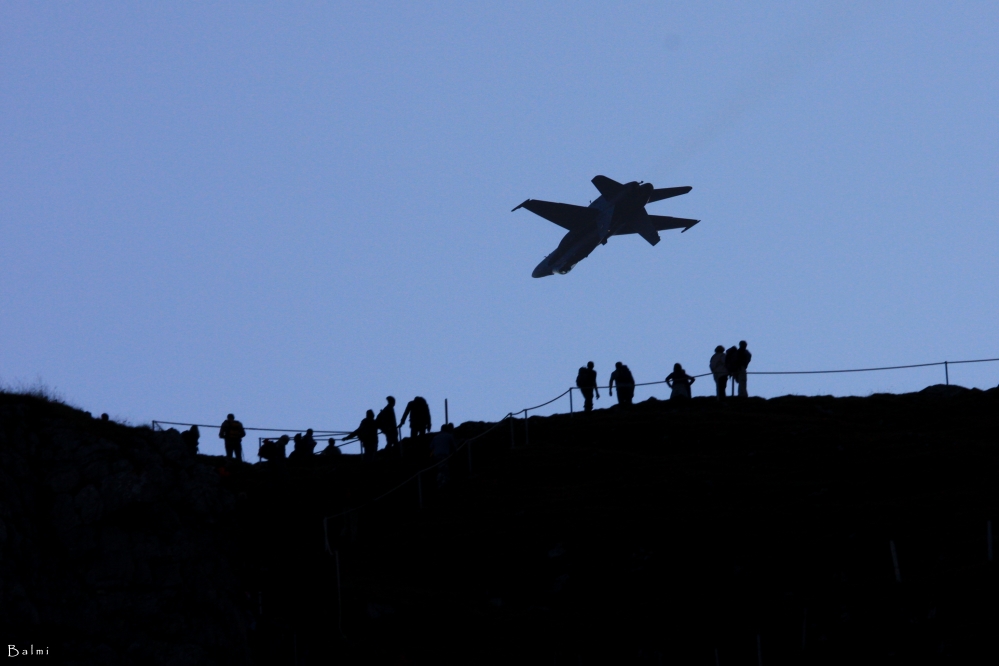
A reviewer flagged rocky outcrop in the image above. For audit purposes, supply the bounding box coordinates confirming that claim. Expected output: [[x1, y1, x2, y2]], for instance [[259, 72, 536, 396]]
[[0, 394, 250, 666]]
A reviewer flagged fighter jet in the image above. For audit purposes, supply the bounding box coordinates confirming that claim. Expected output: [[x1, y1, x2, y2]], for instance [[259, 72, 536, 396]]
[[512, 175, 699, 278]]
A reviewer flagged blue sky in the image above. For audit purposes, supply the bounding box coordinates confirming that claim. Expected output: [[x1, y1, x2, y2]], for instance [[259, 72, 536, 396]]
[[2, 2, 997, 455]]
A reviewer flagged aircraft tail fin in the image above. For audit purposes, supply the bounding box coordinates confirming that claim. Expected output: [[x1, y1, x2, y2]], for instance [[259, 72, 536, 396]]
[[591, 175, 624, 199], [512, 199, 599, 232]]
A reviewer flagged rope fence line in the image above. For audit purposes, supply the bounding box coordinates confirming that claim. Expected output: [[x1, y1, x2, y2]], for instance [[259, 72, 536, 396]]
[[150, 354, 999, 529], [151, 420, 349, 436]]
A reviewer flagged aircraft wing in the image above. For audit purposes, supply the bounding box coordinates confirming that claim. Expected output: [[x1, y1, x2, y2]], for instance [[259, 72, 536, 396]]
[[647, 186, 692, 203], [511, 199, 599, 231], [591, 175, 624, 199], [614, 214, 700, 236]]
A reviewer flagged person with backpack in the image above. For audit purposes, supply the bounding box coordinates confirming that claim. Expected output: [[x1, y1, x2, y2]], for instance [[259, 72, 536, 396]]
[[259, 434, 289, 462], [376, 396, 399, 449], [399, 396, 432, 439], [609, 362, 635, 406], [575, 361, 600, 412], [666, 363, 696, 400], [219, 413, 246, 463], [735, 340, 752, 398], [709, 346, 728, 399]]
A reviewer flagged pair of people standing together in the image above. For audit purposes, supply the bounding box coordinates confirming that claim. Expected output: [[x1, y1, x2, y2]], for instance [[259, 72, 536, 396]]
[[710, 341, 752, 398], [661, 339, 754, 401]]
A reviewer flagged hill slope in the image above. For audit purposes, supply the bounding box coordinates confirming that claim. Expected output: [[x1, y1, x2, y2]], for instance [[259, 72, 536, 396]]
[[3, 387, 998, 664], [224, 386, 999, 665]]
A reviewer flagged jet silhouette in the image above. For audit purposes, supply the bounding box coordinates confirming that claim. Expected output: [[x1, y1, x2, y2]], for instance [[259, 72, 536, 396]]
[[513, 175, 699, 277]]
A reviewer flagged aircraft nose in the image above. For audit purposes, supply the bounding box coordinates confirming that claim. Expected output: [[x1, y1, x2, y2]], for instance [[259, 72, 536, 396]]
[[532, 259, 552, 278]]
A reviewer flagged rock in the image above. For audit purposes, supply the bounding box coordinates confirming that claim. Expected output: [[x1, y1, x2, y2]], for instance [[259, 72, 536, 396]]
[[920, 384, 971, 398]]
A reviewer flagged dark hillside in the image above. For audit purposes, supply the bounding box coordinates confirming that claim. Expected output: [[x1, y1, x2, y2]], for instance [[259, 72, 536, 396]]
[[225, 386, 999, 665], [3, 387, 998, 664]]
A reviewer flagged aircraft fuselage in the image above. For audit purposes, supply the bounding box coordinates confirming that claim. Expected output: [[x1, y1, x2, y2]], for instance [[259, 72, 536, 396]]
[[531, 181, 655, 278]]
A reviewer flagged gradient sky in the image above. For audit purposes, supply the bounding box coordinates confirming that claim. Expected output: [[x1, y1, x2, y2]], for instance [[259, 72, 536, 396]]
[[3, 2, 997, 455]]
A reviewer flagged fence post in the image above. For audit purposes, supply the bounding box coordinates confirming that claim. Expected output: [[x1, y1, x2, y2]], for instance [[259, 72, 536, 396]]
[[944, 361, 949, 385], [445, 398, 449, 425]]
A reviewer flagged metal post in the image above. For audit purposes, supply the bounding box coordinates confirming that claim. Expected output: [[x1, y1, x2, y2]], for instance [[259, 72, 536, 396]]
[[445, 398, 449, 426], [525, 410, 529, 447], [944, 361, 949, 385]]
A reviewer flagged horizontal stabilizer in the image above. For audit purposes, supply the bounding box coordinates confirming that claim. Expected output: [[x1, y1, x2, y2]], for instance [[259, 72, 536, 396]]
[[647, 186, 692, 203], [614, 214, 700, 236], [512, 199, 599, 232], [649, 215, 699, 232], [591, 175, 624, 199]]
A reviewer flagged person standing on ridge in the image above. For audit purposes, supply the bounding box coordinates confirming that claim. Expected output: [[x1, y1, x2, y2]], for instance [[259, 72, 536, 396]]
[[346, 410, 379, 461], [219, 413, 246, 463], [575, 361, 600, 412], [377, 396, 399, 449], [724, 346, 739, 397], [735, 340, 752, 398], [710, 346, 728, 399], [666, 363, 696, 400], [431, 423, 457, 487], [399, 396, 432, 439], [609, 362, 635, 406]]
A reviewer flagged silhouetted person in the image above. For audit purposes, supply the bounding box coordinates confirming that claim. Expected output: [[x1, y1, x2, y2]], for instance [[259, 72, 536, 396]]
[[399, 396, 432, 439], [219, 414, 246, 463], [301, 429, 316, 454], [666, 363, 695, 400], [609, 362, 635, 406], [259, 435, 289, 461], [431, 423, 457, 487], [377, 396, 399, 449], [575, 361, 600, 412], [710, 345, 728, 399], [181, 424, 200, 455], [735, 340, 752, 398], [321, 437, 342, 456], [346, 410, 379, 461], [289, 429, 317, 462], [100, 413, 109, 422], [724, 346, 739, 397]]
